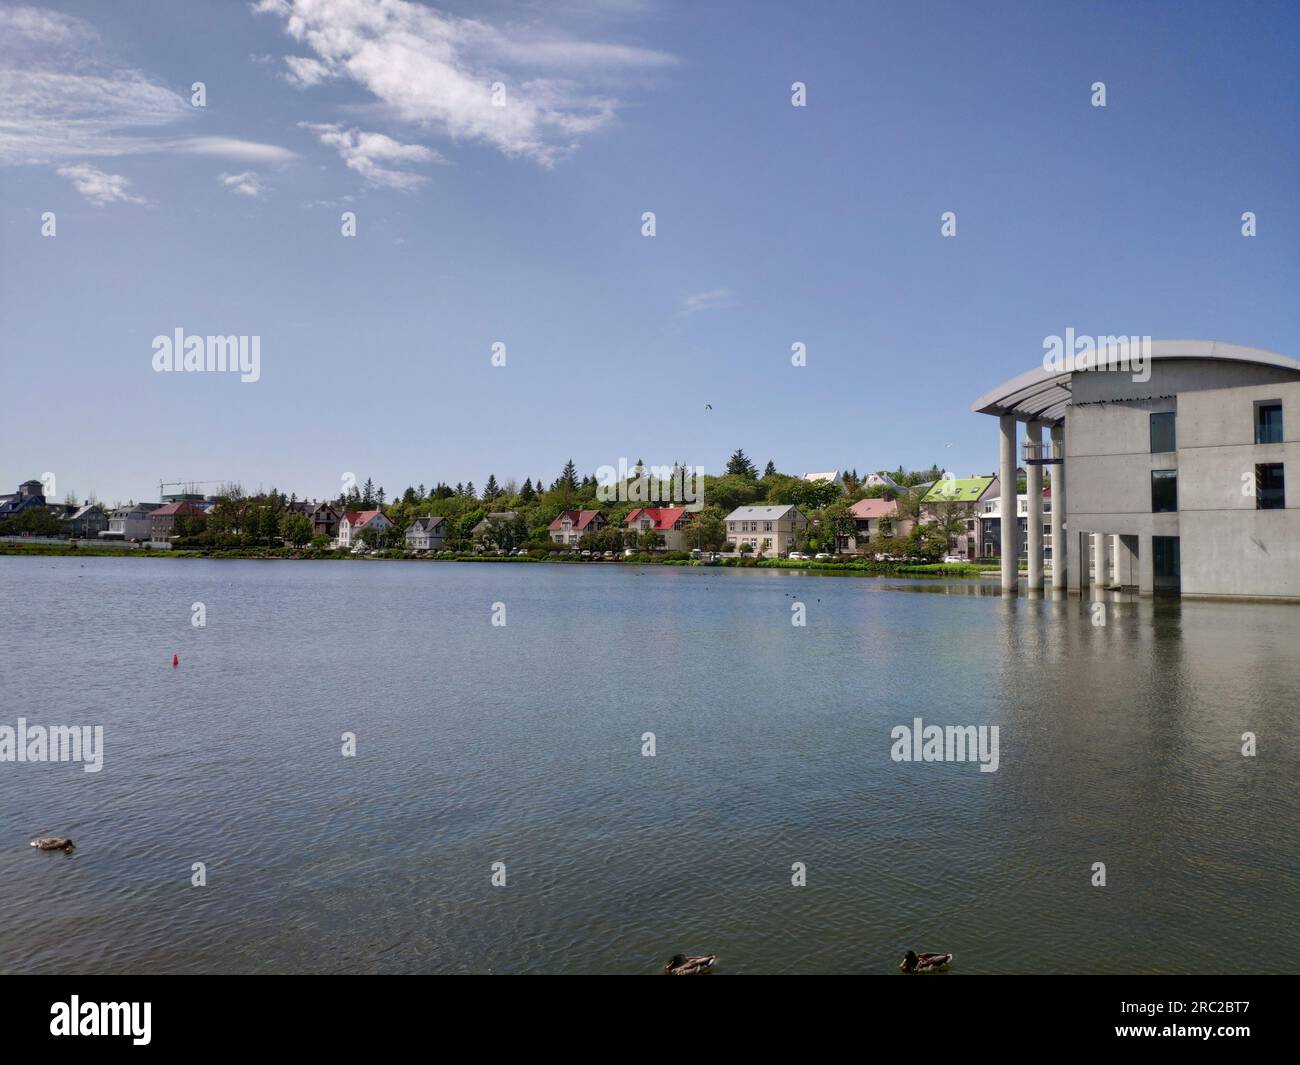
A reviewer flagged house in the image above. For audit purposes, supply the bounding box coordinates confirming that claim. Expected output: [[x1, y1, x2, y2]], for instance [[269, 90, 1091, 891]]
[[624, 507, 694, 551], [977, 489, 1053, 561], [919, 476, 998, 559], [838, 497, 914, 553], [724, 504, 807, 556], [337, 509, 391, 547], [100, 503, 162, 541], [0, 479, 47, 521], [65, 503, 108, 538], [801, 470, 846, 493], [405, 515, 448, 552], [307, 502, 340, 539], [548, 509, 604, 546], [864, 471, 903, 493], [471, 511, 521, 550], [149, 501, 202, 541]]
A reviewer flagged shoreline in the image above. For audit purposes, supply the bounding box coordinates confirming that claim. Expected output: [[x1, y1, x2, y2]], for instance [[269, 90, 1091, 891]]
[[0, 542, 988, 577]]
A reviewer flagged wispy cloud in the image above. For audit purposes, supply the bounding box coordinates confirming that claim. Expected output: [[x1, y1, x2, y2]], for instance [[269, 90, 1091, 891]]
[[681, 289, 737, 316], [0, 6, 294, 168], [256, 0, 676, 167], [300, 123, 440, 189], [56, 163, 146, 206], [219, 171, 264, 197]]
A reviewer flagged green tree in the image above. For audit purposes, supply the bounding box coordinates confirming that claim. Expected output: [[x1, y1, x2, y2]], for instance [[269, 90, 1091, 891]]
[[725, 448, 757, 478], [284, 513, 312, 546]]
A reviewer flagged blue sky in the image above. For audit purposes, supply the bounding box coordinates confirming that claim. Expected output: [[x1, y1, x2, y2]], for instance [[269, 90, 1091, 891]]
[[2, 0, 1297, 504]]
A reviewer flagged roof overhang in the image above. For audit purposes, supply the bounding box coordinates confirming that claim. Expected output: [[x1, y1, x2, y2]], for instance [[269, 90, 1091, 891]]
[[970, 340, 1299, 424]]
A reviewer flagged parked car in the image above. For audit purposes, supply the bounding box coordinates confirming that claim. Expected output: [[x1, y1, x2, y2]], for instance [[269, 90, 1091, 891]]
[[814, 552, 832, 560], [942, 554, 965, 563], [602, 551, 615, 560], [788, 551, 807, 560]]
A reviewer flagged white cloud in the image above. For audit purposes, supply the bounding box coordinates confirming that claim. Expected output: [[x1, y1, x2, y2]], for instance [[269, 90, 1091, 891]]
[[0, 6, 295, 167], [56, 163, 146, 206], [300, 123, 439, 189], [682, 289, 737, 316], [219, 171, 264, 197], [256, 0, 676, 167]]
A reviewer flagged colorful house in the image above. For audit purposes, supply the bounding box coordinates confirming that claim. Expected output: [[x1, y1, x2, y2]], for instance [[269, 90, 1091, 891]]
[[625, 507, 694, 551], [548, 509, 604, 546]]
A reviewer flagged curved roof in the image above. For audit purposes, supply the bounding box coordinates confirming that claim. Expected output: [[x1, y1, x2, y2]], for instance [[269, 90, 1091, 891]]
[[970, 340, 1300, 424]]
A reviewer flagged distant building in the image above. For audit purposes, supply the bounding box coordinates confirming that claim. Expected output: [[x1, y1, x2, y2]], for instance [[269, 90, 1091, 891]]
[[839, 497, 914, 553], [101, 503, 162, 541], [625, 507, 693, 551], [65, 503, 108, 538], [724, 504, 807, 556], [549, 509, 604, 546], [337, 510, 391, 547], [978, 490, 1052, 561], [149, 501, 202, 541], [864, 471, 903, 492], [405, 515, 447, 552], [801, 470, 846, 493], [0, 479, 47, 521], [919, 475, 999, 559], [308, 502, 340, 539]]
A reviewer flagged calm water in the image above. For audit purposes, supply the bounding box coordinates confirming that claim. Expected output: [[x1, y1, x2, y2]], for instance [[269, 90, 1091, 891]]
[[0, 556, 1295, 974]]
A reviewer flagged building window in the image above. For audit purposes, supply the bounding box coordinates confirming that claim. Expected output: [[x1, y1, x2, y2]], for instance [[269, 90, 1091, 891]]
[[1151, 469, 1178, 512], [1256, 463, 1285, 509], [1255, 401, 1283, 444], [1150, 411, 1177, 453]]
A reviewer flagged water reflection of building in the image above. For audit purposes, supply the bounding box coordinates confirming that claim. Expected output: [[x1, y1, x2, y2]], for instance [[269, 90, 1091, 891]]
[[972, 340, 1300, 599]]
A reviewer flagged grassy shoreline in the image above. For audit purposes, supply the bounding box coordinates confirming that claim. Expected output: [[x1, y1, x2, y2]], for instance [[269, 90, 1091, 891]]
[[0, 541, 986, 577]]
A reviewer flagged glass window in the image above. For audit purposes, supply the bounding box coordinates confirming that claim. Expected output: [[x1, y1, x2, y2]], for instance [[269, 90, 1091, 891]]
[[1151, 469, 1178, 512], [1256, 401, 1283, 444], [1150, 411, 1177, 453], [1256, 463, 1285, 509]]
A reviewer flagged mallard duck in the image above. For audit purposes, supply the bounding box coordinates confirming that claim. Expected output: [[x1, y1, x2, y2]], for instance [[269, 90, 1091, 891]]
[[31, 837, 75, 852], [899, 950, 951, 973], [664, 953, 718, 976]]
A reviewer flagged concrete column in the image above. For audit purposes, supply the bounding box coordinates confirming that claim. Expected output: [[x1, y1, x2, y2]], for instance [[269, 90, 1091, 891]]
[[999, 414, 1018, 594], [1138, 533, 1154, 596], [1093, 532, 1112, 590], [1026, 421, 1044, 589], [1050, 425, 1065, 589], [1067, 529, 1085, 593]]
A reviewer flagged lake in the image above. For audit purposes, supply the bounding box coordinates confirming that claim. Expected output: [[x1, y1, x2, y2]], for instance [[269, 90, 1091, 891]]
[[1, 556, 1295, 974]]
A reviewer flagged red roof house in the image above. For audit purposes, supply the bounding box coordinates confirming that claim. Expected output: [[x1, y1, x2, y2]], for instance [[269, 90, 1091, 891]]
[[624, 507, 694, 551]]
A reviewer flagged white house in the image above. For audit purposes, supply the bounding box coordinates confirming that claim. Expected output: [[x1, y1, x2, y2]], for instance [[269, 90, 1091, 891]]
[[337, 509, 392, 547], [100, 503, 162, 542]]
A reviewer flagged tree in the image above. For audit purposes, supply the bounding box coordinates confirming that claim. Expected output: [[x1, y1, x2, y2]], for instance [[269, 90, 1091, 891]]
[[284, 513, 312, 547], [684, 507, 727, 551], [519, 478, 536, 503], [763, 460, 777, 478], [362, 478, 376, 506], [725, 448, 757, 478], [483, 475, 500, 501], [637, 528, 664, 553]]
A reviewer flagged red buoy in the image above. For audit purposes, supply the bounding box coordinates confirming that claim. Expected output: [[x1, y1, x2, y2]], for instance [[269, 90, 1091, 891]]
[[172, 654, 179, 667]]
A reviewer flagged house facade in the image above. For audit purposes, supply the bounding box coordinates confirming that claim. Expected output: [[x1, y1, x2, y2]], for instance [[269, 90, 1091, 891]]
[[724, 505, 807, 556], [65, 503, 108, 537], [978, 490, 1052, 561], [624, 507, 693, 551], [919, 476, 998, 559], [101, 503, 162, 541], [405, 515, 447, 552], [838, 497, 914, 553], [0, 479, 47, 521], [548, 509, 605, 545], [337, 509, 392, 547], [149, 501, 201, 541]]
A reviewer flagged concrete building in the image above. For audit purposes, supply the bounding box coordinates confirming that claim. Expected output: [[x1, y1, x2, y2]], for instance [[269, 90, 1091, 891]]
[[972, 340, 1300, 599], [977, 490, 1052, 562]]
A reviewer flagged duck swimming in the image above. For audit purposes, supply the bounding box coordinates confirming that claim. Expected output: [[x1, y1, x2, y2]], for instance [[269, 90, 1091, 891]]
[[899, 950, 952, 972], [664, 953, 718, 976], [31, 837, 75, 852]]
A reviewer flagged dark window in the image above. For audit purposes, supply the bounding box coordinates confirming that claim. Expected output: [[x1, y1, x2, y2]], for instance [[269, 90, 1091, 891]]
[[1150, 411, 1177, 453], [1151, 469, 1178, 512], [1256, 401, 1283, 444], [1256, 463, 1285, 509]]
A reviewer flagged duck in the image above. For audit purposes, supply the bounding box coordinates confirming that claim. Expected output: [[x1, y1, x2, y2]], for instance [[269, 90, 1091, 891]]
[[31, 837, 75, 852], [899, 950, 951, 973], [664, 953, 718, 976]]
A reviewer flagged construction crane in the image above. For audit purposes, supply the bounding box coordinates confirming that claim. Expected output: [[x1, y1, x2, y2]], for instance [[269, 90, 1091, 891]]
[[159, 479, 232, 500]]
